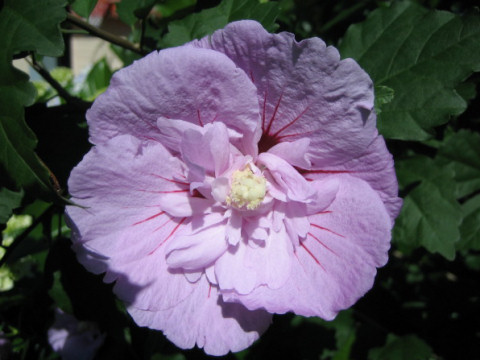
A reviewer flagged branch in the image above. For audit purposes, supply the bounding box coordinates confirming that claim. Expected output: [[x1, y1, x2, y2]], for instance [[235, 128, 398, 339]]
[[66, 13, 146, 55], [29, 57, 90, 111], [0, 205, 55, 268]]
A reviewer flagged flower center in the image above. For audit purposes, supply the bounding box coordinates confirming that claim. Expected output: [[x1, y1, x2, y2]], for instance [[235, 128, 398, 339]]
[[226, 167, 266, 210]]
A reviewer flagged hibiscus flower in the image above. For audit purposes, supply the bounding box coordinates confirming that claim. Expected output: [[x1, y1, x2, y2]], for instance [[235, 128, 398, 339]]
[[66, 20, 402, 355]]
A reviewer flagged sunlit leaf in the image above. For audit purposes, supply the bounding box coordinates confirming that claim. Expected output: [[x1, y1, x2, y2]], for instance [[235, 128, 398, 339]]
[[0, 188, 24, 224], [76, 58, 113, 101], [340, 2, 480, 140], [160, 0, 279, 48]]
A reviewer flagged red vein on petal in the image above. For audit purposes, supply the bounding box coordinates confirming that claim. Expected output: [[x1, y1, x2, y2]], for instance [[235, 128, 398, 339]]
[[307, 232, 338, 256], [208, 284, 212, 298], [197, 109, 204, 126], [300, 242, 325, 271], [315, 210, 332, 215], [250, 70, 255, 83], [149, 217, 186, 255], [132, 211, 165, 226], [261, 91, 268, 131], [311, 223, 345, 238], [265, 92, 283, 135], [151, 174, 189, 186], [153, 218, 172, 233], [210, 113, 218, 124], [303, 169, 352, 175], [136, 189, 189, 194], [276, 129, 316, 141], [140, 135, 162, 143], [271, 106, 310, 138]]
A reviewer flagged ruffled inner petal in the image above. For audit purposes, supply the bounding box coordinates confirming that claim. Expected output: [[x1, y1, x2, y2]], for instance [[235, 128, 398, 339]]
[[215, 225, 293, 294], [258, 152, 315, 202], [166, 214, 228, 271], [268, 138, 312, 169], [181, 122, 231, 177], [221, 175, 392, 319]]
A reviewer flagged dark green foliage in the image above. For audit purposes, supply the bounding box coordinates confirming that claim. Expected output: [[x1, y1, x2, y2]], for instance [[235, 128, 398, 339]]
[[1, 1, 480, 359]]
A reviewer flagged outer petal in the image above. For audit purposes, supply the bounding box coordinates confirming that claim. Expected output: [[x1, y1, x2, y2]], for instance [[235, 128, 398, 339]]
[[194, 20, 377, 167], [87, 46, 261, 155], [128, 277, 272, 356], [215, 226, 293, 294], [303, 134, 402, 220], [222, 175, 392, 320], [66, 135, 197, 311]]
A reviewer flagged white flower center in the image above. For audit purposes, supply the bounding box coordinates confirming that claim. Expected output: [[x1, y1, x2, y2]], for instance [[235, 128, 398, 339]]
[[226, 167, 266, 210]]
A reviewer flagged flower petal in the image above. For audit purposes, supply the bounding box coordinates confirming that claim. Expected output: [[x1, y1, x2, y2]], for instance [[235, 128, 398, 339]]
[[215, 226, 293, 294], [127, 278, 271, 356], [166, 214, 228, 271], [268, 138, 312, 169], [66, 135, 198, 311], [87, 46, 261, 155], [258, 152, 315, 202], [222, 175, 392, 320], [303, 134, 402, 220], [181, 122, 231, 177], [195, 20, 377, 166]]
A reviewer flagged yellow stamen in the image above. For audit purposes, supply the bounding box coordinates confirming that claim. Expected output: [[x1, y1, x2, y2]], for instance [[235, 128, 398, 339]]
[[226, 167, 266, 210]]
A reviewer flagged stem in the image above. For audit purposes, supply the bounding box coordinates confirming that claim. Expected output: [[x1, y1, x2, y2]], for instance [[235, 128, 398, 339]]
[[140, 17, 147, 53], [29, 56, 90, 110], [66, 13, 146, 55], [0, 205, 55, 268], [319, 1, 368, 33]]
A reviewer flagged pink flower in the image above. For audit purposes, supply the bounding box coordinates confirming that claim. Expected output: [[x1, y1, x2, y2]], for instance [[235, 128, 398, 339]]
[[66, 21, 402, 355], [48, 309, 105, 360]]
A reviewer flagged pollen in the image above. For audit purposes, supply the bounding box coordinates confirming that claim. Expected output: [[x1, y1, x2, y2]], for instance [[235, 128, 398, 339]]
[[226, 167, 266, 210]]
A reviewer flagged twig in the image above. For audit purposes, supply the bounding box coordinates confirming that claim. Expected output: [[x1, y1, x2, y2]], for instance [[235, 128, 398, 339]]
[[66, 13, 146, 55], [0, 205, 55, 268], [29, 56, 90, 111]]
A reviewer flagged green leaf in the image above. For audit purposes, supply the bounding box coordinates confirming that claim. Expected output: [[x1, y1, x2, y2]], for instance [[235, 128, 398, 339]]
[[394, 156, 461, 259], [71, 0, 98, 18], [48, 271, 73, 314], [116, 0, 156, 25], [322, 310, 356, 360], [436, 130, 480, 199], [0, 188, 24, 224], [374, 85, 394, 115], [76, 58, 113, 101], [159, 0, 279, 48], [340, 2, 480, 140], [155, 0, 196, 19], [0, 0, 66, 198], [458, 194, 480, 251], [368, 334, 433, 360]]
